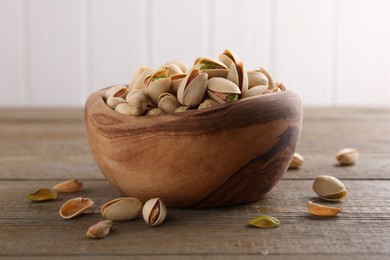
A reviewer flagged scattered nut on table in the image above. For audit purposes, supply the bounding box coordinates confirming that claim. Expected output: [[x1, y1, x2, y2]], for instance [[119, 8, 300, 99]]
[[312, 175, 347, 201], [53, 179, 83, 193], [307, 201, 341, 217], [86, 220, 113, 239], [101, 197, 143, 221], [288, 152, 304, 169], [59, 197, 94, 219], [26, 189, 58, 202], [336, 148, 359, 166], [142, 198, 167, 227], [248, 215, 280, 228]]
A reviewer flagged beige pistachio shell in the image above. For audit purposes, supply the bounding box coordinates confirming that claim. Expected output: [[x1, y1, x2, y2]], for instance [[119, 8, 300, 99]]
[[307, 201, 341, 217], [242, 85, 268, 98], [227, 61, 248, 94], [207, 77, 241, 104], [195, 57, 228, 78], [142, 198, 167, 227], [160, 63, 183, 76], [218, 49, 240, 68], [86, 220, 113, 239], [103, 85, 129, 101], [158, 93, 181, 114], [119, 90, 152, 116], [53, 179, 83, 193], [175, 106, 191, 113], [146, 107, 166, 116], [106, 96, 126, 109], [198, 99, 219, 110], [162, 60, 189, 73], [336, 148, 359, 166], [144, 69, 171, 104], [101, 197, 143, 221], [313, 175, 347, 201], [132, 68, 155, 90], [247, 70, 269, 88], [288, 153, 304, 169], [129, 66, 152, 90], [170, 73, 187, 94], [59, 197, 94, 219], [259, 67, 276, 90], [177, 69, 208, 106]]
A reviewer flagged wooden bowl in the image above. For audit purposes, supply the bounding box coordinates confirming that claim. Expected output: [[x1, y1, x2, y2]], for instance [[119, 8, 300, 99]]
[[85, 88, 302, 208]]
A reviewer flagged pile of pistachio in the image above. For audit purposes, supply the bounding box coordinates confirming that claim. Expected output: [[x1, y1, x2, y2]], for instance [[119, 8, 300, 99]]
[[103, 49, 286, 116]]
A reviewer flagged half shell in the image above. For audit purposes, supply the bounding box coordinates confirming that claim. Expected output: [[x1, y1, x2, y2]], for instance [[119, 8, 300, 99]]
[[129, 66, 152, 90], [53, 179, 83, 193], [59, 197, 94, 219], [194, 57, 228, 78], [227, 61, 248, 94], [170, 73, 187, 94], [101, 197, 143, 221], [218, 49, 240, 68]]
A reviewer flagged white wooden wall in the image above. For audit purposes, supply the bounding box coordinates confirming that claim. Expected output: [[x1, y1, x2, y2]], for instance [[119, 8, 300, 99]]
[[1, 0, 390, 107]]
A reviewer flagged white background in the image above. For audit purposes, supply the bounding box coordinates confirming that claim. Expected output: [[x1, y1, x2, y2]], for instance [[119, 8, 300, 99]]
[[1, 0, 390, 107]]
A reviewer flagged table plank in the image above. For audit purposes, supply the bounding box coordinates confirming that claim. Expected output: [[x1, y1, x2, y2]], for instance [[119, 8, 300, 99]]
[[0, 179, 389, 258]]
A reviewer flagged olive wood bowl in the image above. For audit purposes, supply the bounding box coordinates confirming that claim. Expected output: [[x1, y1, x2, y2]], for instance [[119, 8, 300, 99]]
[[85, 88, 302, 208]]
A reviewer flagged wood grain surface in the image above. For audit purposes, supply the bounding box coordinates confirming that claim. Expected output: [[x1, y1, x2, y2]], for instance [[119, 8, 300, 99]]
[[1, 107, 390, 259]]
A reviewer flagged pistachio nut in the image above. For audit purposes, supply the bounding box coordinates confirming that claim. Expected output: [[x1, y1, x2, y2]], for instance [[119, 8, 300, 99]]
[[259, 67, 276, 90], [106, 96, 126, 109], [194, 57, 228, 78], [218, 49, 240, 68], [59, 197, 94, 219], [247, 70, 268, 88], [198, 99, 219, 110], [307, 201, 341, 217], [144, 69, 172, 104], [142, 198, 167, 227], [129, 66, 153, 90], [158, 93, 181, 114], [227, 61, 248, 94], [248, 215, 280, 228], [160, 63, 183, 76], [53, 179, 83, 193], [162, 60, 189, 73], [170, 73, 187, 94], [177, 69, 208, 106], [336, 148, 359, 166], [132, 68, 155, 90], [146, 108, 166, 116], [103, 85, 129, 101], [288, 152, 304, 169], [86, 219, 113, 239], [313, 175, 347, 201], [175, 106, 191, 113], [207, 77, 241, 104], [118, 90, 153, 116], [241, 85, 268, 98], [101, 197, 143, 221], [27, 189, 58, 202]]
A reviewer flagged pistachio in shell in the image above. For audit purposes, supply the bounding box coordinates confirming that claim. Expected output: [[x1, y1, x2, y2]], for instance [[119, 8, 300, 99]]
[[170, 73, 187, 94], [177, 69, 208, 106], [146, 107, 166, 116], [59, 197, 94, 219], [247, 70, 268, 88], [27, 189, 58, 202], [162, 60, 189, 73], [142, 198, 167, 227], [101, 197, 143, 221], [336, 148, 359, 166], [312, 175, 347, 201], [242, 85, 268, 98], [86, 220, 113, 239], [131, 68, 155, 90], [194, 57, 228, 78], [248, 215, 280, 228], [307, 201, 341, 217], [288, 152, 304, 169], [158, 93, 181, 114], [218, 49, 240, 68], [103, 85, 129, 101], [144, 69, 171, 104], [129, 66, 153, 90], [259, 67, 276, 90], [118, 90, 152, 116], [53, 179, 83, 193], [207, 77, 241, 104], [227, 61, 248, 94], [160, 63, 183, 76], [106, 96, 126, 109]]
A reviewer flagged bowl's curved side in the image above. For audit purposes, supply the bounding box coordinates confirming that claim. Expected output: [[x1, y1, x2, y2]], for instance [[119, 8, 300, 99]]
[[85, 89, 302, 208]]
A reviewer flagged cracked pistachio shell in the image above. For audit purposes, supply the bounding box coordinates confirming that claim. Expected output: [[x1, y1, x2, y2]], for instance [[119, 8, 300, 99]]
[[194, 57, 228, 78], [103, 85, 129, 101], [247, 70, 268, 88], [132, 68, 155, 90], [288, 153, 304, 169], [313, 175, 347, 201], [106, 96, 126, 109], [145, 69, 171, 104], [175, 105, 191, 113], [160, 63, 183, 76], [198, 99, 219, 110], [59, 197, 94, 219], [119, 90, 152, 116], [142, 198, 167, 227], [336, 148, 359, 166], [53, 179, 83, 193], [307, 201, 341, 217], [207, 77, 241, 104], [242, 85, 268, 98], [101, 197, 143, 221], [146, 107, 166, 116], [158, 93, 181, 114], [259, 67, 276, 90], [129, 66, 153, 90], [86, 219, 113, 239], [177, 69, 208, 106], [27, 189, 58, 202], [227, 61, 248, 94], [218, 49, 240, 68], [248, 215, 280, 228], [170, 73, 187, 94], [162, 60, 189, 73]]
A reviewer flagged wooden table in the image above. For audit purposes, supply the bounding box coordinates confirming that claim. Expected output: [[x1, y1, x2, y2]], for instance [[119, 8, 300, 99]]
[[1, 108, 390, 259]]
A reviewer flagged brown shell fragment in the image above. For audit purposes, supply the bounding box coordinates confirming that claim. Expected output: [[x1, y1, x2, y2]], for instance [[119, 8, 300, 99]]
[[27, 189, 58, 202]]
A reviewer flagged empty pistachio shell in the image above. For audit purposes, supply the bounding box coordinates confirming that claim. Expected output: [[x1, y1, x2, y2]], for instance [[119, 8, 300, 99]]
[[259, 67, 276, 90], [248, 215, 280, 228], [142, 198, 167, 227], [129, 66, 153, 90], [27, 189, 58, 202], [59, 197, 94, 219], [145, 69, 171, 104], [53, 179, 83, 193], [336, 148, 359, 166], [313, 175, 347, 201], [101, 197, 143, 221], [103, 85, 129, 101], [86, 220, 113, 239], [307, 201, 341, 217], [288, 153, 304, 169]]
